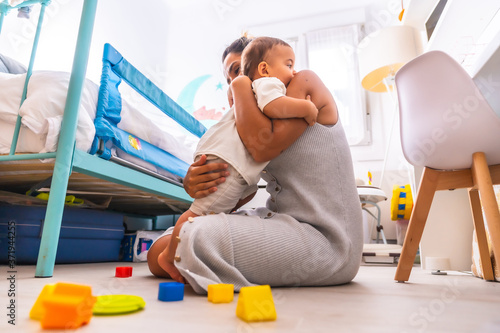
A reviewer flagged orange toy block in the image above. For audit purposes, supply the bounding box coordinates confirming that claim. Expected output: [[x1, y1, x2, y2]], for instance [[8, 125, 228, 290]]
[[236, 285, 277, 322], [207, 284, 234, 303], [30, 282, 97, 329]]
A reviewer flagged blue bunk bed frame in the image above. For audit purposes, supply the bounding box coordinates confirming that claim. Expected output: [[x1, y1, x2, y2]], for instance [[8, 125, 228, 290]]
[[0, 0, 205, 277]]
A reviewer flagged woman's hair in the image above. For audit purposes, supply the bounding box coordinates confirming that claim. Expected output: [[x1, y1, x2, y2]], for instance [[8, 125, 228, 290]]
[[241, 36, 290, 80], [221, 34, 253, 63]]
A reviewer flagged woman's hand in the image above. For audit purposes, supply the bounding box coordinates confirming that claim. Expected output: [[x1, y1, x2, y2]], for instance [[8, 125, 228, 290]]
[[183, 155, 229, 199]]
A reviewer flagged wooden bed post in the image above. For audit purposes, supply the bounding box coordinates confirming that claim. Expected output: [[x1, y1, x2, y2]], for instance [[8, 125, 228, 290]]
[[35, 0, 99, 278]]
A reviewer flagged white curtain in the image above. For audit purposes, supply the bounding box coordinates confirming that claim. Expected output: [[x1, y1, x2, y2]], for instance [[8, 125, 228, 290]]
[[306, 24, 367, 145]]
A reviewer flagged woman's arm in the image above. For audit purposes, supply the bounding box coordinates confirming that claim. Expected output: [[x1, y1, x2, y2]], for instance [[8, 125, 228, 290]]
[[231, 75, 308, 163], [285, 70, 338, 126]]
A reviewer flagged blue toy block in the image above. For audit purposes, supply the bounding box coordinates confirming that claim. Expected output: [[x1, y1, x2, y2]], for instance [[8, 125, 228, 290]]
[[158, 282, 184, 302]]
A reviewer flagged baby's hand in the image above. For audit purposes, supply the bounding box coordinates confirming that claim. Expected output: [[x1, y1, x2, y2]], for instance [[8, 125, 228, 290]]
[[304, 95, 318, 126]]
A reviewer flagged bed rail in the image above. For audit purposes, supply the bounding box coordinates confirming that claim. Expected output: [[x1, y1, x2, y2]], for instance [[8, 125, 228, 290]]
[[91, 43, 206, 178]]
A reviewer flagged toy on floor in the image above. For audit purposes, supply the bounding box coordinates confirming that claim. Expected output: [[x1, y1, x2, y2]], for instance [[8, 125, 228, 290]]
[[158, 282, 184, 302], [93, 295, 145, 315], [115, 266, 133, 278], [30, 282, 97, 329], [207, 284, 234, 303], [236, 285, 277, 322], [391, 184, 413, 220], [33, 192, 84, 206]]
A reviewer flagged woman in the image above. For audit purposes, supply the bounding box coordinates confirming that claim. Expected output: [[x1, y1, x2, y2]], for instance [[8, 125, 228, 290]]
[[148, 36, 363, 293]]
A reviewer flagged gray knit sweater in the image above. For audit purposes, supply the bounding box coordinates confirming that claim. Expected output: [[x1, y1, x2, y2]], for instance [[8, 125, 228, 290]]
[[175, 121, 363, 294]]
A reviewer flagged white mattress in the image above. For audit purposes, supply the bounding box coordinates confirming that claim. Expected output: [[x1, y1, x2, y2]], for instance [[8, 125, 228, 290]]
[[0, 71, 199, 176]]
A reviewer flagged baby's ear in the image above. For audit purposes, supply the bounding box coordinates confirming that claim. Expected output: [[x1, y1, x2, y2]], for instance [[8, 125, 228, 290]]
[[257, 61, 270, 77]]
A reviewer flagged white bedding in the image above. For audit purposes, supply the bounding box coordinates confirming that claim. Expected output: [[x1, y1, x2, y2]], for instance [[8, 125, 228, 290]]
[[0, 71, 199, 171]]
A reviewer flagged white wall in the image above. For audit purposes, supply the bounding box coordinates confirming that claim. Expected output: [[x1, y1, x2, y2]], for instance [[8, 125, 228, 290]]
[[0, 0, 170, 85], [162, 0, 407, 241], [0, 0, 407, 240]]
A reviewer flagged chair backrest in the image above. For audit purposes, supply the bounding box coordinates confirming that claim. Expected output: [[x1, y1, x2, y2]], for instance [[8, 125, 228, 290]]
[[395, 50, 500, 170]]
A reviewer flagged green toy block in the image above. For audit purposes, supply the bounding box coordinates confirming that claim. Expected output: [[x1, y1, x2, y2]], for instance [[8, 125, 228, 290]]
[[236, 285, 277, 322], [207, 284, 234, 303]]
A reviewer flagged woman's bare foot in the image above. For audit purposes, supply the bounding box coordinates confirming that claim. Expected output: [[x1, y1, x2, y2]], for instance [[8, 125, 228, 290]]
[[158, 247, 186, 283], [147, 234, 173, 278]]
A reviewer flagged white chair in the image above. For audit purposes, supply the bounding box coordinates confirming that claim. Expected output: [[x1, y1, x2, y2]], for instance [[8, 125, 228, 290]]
[[394, 50, 500, 282]]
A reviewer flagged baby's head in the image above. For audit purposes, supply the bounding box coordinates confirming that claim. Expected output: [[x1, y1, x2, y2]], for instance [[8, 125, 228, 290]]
[[242, 37, 296, 85]]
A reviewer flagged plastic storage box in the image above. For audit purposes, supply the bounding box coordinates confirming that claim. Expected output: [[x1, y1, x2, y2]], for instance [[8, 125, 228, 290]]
[[0, 205, 124, 264]]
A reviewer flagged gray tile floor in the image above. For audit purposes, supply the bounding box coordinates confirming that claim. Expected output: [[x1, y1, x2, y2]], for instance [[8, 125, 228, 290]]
[[2, 262, 499, 332]]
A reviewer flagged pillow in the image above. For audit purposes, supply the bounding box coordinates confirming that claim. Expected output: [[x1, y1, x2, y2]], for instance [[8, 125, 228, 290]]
[[0, 121, 46, 154], [0, 73, 25, 123], [0, 60, 8, 73], [0, 71, 99, 153], [19, 71, 99, 153], [0, 54, 27, 74]]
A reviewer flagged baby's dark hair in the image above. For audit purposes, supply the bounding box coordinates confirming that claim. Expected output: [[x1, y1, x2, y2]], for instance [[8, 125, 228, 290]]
[[242, 37, 291, 80], [222, 34, 253, 63]]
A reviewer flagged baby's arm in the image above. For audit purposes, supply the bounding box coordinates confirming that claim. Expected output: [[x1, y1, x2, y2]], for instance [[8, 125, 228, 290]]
[[263, 95, 318, 126]]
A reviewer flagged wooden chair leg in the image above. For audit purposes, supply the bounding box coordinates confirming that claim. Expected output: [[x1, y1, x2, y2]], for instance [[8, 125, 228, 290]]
[[468, 188, 495, 281], [472, 152, 500, 278], [395, 167, 440, 282]]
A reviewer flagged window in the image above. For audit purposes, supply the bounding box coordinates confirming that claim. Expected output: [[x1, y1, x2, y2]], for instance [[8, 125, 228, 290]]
[[305, 24, 369, 145], [249, 12, 369, 146]]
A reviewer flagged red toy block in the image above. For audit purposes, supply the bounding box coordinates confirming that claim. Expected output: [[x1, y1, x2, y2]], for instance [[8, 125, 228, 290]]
[[115, 266, 133, 278]]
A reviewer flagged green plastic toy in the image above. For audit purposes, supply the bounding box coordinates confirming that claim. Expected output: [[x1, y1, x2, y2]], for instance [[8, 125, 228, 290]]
[[93, 295, 145, 315]]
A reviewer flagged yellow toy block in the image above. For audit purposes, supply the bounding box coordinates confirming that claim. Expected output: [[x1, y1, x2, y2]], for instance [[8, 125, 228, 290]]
[[30, 284, 56, 320], [207, 284, 234, 303], [236, 285, 277, 322], [30, 282, 96, 329]]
